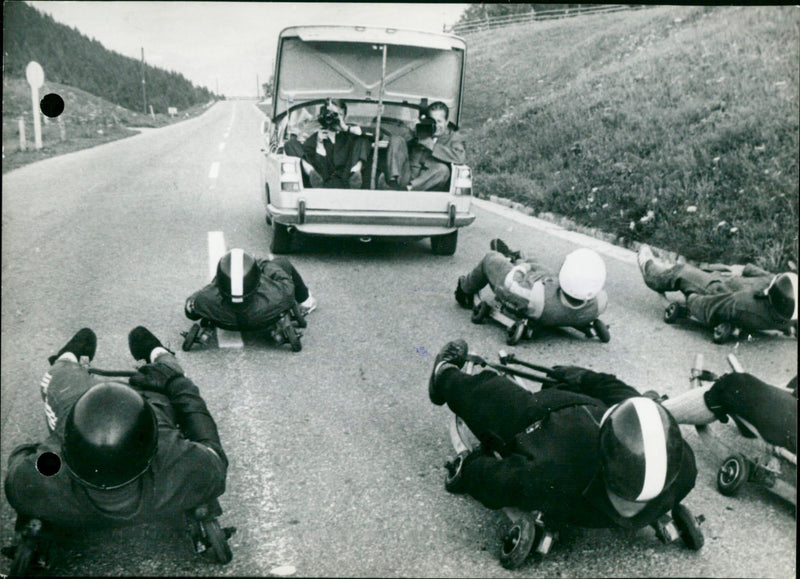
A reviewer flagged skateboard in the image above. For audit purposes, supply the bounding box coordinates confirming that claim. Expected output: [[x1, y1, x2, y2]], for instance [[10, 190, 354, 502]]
[[690, 353, 796, 506], [661, 293, 741, 344], [3, 500, 236, 575], [470, 289, 610, 346], [181, 301, 306, 353]]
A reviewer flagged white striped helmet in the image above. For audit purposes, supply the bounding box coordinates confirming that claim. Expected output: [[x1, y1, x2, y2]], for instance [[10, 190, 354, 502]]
[[216, 249, 260, 304], [599, 397, 683, 502]]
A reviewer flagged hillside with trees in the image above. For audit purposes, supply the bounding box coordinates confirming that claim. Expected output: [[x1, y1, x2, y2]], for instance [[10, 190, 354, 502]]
[[3, 2, 216, 113]]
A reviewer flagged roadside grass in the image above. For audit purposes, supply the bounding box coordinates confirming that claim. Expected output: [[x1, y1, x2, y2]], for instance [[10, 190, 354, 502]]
[[462, 5, 798, 271], [2, 77, 212, 174]]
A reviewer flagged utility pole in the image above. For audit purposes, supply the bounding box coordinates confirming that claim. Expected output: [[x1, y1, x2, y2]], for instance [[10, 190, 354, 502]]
[[141, 47, 147, 114]]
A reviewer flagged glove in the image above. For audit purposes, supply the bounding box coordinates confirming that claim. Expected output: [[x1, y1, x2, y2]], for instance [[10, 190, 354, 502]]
[[129, 363, 184, 395], [548, 365, 592, 388]]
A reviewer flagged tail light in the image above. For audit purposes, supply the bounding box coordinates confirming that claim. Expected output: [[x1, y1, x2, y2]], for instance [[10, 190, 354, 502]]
[[454, 166, 472, 196], [280, 159, 302, 192]]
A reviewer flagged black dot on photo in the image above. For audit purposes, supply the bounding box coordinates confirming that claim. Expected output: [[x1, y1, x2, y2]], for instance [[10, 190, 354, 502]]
[[36, 451, 62, 476], [40, 93, 65, 118]]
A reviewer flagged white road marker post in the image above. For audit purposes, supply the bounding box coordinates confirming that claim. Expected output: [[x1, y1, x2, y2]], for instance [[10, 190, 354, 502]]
[[25, 61, 44, 150], [18, 117, 27, 151]]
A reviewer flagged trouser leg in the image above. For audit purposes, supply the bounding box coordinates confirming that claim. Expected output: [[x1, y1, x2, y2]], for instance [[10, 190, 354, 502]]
[[41, 360, 100, 438], [385, 135, 411, 185], [686, 292, 728, 326], [409, 161, 450, 191], [271, 256, 310, 303], [710, 373, 797, 453], [460, 252, 513, 295], [439, 368, 541, 451]]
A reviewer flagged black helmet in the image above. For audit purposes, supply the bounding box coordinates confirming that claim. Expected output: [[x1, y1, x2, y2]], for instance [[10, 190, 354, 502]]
[[216, 249, 260, 304], [599, 397, 683, 502], [63, 383, 158, 490], [766, 272, 797, 321]]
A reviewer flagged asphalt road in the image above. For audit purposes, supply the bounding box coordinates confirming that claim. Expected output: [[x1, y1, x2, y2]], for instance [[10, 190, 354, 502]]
[[1, 100, 796, 577]]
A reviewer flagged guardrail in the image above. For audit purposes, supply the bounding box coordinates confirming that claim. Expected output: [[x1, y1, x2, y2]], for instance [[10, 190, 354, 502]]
[[447, 4, 649, 36]]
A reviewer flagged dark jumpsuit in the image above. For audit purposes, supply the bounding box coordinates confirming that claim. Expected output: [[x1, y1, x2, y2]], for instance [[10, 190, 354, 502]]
[[4, 355, 227, 527], [438, 367, 697, 529]]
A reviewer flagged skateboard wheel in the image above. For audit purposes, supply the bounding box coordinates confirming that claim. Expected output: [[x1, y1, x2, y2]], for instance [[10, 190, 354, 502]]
[[652, 514, 681, 544], [523, 324, 536, 340], [507, 321, 525, 346], [284, 321, 302, 352], [499, 517, 536, 569], [712, 322, 734, 344], [717, 454, 750, 496], [200, 518, 233, 564], [592, 319, 610, 343], [672, 503, 704, 551], [471, 301, 491, 324], [9, 518, 46, 576], [663, 302, 685, 324], [292, 302, 307, 329], [9, 538, 36, 576], [182, 323, 201, 351]]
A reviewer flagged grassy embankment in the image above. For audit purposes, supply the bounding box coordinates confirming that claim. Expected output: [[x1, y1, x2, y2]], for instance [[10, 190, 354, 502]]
[[462, 5, 798, 271], [2, 76, 213, 174]]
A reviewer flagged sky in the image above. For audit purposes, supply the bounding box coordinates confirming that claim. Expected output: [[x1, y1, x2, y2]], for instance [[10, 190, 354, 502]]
[[26, 1, 469, 97]]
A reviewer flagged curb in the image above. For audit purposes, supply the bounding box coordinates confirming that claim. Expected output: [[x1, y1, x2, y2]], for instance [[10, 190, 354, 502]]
[[474, 194, 700, 268]]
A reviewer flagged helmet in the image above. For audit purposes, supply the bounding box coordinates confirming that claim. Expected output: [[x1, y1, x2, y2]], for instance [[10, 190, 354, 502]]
[[216, 249, 260, 304], [63, 383, 158, 490], [599, 397, 683, 502], [766, 272, 797, 321], [559, 248, 606, 301]]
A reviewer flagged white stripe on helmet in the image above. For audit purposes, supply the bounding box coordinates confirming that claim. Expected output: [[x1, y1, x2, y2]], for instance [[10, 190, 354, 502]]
[[632, 397, 668, 501], [230, 248, 244, 303]]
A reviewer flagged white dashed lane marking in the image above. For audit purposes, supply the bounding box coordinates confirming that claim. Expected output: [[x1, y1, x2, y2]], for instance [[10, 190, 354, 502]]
[[208, 162, 220, 179], [218, 142, 226, 151]]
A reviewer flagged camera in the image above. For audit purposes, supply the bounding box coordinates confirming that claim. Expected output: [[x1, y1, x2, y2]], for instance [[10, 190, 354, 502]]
[[415, 116, 437, 138], [318, 108, 340, 130]]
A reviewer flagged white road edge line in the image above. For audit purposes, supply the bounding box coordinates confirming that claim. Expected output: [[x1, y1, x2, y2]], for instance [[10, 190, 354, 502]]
[[207, 231, 243, 348], [208, 162, 220, 179], [471, 197, 637, 265]]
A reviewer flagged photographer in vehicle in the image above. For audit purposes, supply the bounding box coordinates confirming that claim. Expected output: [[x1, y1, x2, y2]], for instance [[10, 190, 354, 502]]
[[284, 99, 369, 189], [379, 101, 466, 191]]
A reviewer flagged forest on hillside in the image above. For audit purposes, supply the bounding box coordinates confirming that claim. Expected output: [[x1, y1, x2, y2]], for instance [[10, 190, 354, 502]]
[[3, 2, 217, 113]]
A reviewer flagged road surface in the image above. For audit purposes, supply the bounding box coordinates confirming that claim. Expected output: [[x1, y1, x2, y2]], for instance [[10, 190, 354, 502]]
[[1, 100, 796, 577]]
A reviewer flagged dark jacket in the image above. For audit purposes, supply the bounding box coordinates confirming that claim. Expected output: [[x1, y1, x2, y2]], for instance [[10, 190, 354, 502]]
[[186, 259, 295, 331], [301, 131, 369, 188], [5, 377, 227, 527], [460, 371, 697, 529]]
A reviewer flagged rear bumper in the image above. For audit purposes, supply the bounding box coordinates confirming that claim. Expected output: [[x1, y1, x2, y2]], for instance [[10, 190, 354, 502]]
[[268, 205, 475, 236]]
